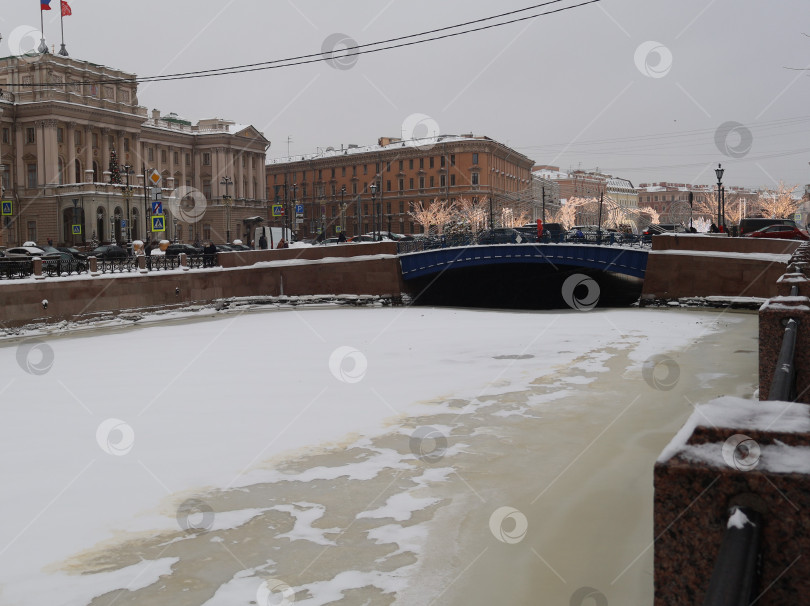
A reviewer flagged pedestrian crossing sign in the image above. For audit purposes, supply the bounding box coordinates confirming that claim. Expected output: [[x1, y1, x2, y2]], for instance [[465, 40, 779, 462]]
[[1, 201, 11, 216], [72, 225, 82, 235], [272, 204, 284, 217], [152, 215, 166, 232]]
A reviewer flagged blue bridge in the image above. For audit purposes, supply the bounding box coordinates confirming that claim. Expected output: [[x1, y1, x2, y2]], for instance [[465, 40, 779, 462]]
[[396, 238, 650, 309]]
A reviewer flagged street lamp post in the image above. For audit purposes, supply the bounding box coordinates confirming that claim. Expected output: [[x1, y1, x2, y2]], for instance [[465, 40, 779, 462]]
[[220, 176, 233, 242], [123, 164, 133, 244], [291, 183, 297, 239], [715, 163, 724, 231], [340, 185, 346, 235], [370, 182, 378, 240]]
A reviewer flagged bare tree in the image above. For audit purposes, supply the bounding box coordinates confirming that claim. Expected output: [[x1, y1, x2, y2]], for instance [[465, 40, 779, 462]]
[[756, 182, 800, 219]]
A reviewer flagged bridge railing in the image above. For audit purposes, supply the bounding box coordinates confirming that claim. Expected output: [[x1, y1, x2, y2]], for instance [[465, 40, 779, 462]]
[[397, 231, 650, 254]]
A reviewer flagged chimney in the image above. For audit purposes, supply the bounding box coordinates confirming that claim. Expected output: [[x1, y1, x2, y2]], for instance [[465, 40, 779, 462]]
[[152, 109, 161, 121]]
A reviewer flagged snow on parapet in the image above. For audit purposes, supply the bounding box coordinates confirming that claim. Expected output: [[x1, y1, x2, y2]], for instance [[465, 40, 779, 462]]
[[727, 507, 755, 529], [657, 396, 810, 465]]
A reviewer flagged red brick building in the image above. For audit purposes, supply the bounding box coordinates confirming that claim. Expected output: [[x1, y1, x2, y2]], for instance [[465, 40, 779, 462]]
[[265, 135, 535, 238]]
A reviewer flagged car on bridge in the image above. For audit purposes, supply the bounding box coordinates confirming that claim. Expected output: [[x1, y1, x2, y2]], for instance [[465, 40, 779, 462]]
[[745, 224, 809, 241], [478, 228, 530, 244]]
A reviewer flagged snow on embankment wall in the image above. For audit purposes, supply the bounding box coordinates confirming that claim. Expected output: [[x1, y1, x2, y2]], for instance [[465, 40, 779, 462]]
[[641, 234, 800, 301], [0, 247, 405, 328]]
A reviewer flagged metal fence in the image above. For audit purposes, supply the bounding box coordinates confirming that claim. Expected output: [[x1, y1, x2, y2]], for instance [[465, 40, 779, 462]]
[[397, 231, 651, 255], [0, 254, 214, 280]]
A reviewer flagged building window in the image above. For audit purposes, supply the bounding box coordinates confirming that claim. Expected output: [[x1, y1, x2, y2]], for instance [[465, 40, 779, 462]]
[[26, 128, 35, 144], [1, 170, 9, 191], [203, 152, 211, 166], [28, 221, 37, 242], [440, 175, 446, 187], [148, 148, 154, 162], [451, 174, 456, 186], [186, 153, 191, 166], [1, 128, 9, 144], [27, 164, 37, 188], [352, 165, 357, 176], [352, 182, 357, 194], [331, 184, 336, 196], [451, 154, 456, 166], [57, 128, 64, 143], [429, 157, 434, 169], [203, 180, 212, 199], [399, 178, 404, 192], [471, 173, 479, 186], [364, 204, 368, 215], [440, 155, 446, 168], [399, 201, 404, 213], [419, 158, 424, 169], [472, 153, 479, 164], [92, 133, 99, 148], [161, 150, 167, 163], [429, 176, 434, 188], [385, 180, 391, 192], [204, 224, 211, 241], [331, 168, 335, 178], [341, 167, 346, 177], [386, 202, 391, 214], [409, 159, 414, 169], [318, 169, 322, 180], [399, 160, 404, 171], [124, 139, 130, 152], [386, 161, 391, 172], [419, 176, 425, 189], [363, 164, 368, 175], [172, 152, 178, 164]]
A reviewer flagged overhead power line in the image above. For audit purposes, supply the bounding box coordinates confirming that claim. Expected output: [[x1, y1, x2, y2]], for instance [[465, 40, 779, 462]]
[[2, 0, 600, 87]]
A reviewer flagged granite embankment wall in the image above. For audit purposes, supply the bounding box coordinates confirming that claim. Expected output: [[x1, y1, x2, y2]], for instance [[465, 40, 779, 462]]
[[641, 234, 801, 300], [0, 243, 405, 328]]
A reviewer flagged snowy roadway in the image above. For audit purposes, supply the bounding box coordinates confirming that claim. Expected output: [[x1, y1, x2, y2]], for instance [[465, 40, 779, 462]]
[[0, 306, 758, 605]]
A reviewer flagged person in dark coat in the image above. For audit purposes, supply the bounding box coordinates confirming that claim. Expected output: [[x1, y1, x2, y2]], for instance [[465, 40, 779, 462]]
[[316, 231, 325, 244], [203, 241, 217, 267], [337, 231, 347, 243], [259, 233, 268, 249], [709, 222, 719, 233]]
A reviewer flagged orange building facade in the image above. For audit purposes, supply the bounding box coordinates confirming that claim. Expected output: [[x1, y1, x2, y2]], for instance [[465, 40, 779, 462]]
[[265, 135, 535, 238]]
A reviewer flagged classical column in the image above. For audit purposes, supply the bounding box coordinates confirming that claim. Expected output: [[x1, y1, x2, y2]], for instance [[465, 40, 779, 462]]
[[15, 124, 25, 190], [45, 120, 60, 186], [211, 148, 220, 199], [246, 152, 255, 201], [66, 122, 77, 184], [84, 126, 93, 181], [179, 147, 187, 188], [193, 150, 201, 193], [117, 131, 126, 166], [234, 150, 243, 199], [101, 127, 110, 179]]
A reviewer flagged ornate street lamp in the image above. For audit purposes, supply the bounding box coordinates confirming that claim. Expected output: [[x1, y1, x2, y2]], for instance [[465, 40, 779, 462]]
[[220, 176, 233, 242], [123, 164, 133, 244], [340, 185, 346, 235], [370, 182, 378, 240], [715, 163, 724, 231]]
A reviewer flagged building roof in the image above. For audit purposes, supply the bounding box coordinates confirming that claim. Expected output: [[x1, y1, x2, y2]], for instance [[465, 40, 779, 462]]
[[267, 134, 530, 166]]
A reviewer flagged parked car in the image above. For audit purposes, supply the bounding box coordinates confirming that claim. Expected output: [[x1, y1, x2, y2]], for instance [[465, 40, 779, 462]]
[[89, 245, 129, 260], [643, 223, 686, 236], [165, 243, 202, 257], [478, 228, 527, 244], [214, 244, 234, 253], [738, 217, 798, 236], [57, 246, 88, 260], [350, 235, 375, 242], [4, 246, 47, 258], [228, 243, 251, 251], [567, 225, 602, 241], [745, 224, 809, 240]]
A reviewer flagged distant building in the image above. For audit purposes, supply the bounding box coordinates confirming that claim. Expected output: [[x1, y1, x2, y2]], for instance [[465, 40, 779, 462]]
[[0, 54, 269, 247], [636, 182, 757, 224], [265, 135, 535, 237]]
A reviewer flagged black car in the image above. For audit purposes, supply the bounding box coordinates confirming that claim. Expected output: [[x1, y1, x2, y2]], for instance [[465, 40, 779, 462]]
[[89, 245, 129, 260], [165, 243, 202, 257], [228, 243, 251, 251], [738, 217, 798, 237], [57, 246, 88, 260], [478, 228, 529, 244]]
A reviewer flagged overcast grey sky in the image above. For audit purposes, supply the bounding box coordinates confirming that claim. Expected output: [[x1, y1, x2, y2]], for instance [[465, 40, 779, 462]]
[[3, 0, 809, 188]]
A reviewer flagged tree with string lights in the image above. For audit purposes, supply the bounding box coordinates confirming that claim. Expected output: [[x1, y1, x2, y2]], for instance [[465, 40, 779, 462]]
[[109, 148, 121, 185]]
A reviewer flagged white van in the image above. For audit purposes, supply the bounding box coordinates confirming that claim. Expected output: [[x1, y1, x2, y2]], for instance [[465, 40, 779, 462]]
[[254, 226, 295, 249]]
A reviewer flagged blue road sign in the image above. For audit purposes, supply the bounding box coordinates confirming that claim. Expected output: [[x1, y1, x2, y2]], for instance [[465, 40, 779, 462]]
[[72, 225, 82, 235], [121, 219, 127, 228], [272, 204, 284, 217], [1, 201, 12, 216], [295, 204, 304, 214], [152, 201, 163, 215], [152, 215, 166, 232]]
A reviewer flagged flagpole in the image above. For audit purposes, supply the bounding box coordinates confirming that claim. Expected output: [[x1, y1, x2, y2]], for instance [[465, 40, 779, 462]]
[[58, 1, 69, 56], [38, 5, 49, 54]]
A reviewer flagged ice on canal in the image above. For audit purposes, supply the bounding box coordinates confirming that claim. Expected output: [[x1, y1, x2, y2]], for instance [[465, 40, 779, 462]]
[[0, 306, 759, 605]]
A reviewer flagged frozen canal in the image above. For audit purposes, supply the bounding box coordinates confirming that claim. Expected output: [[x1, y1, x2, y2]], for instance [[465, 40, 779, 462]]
[[0, 306, 758, 605]]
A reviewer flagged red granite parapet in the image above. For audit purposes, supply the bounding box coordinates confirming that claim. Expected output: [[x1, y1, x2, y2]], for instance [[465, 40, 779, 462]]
[[654, 401, 810, 605], [758, 296, 810, 402]]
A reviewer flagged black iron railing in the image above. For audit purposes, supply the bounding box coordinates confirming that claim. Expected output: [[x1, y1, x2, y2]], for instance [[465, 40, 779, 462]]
[[397, 231, 650, 255], [703, 505, 763, 606], [0, 260, 34, 279]]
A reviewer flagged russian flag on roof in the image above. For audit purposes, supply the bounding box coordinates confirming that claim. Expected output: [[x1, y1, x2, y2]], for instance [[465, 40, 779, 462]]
[[41, 0, 52, 9]]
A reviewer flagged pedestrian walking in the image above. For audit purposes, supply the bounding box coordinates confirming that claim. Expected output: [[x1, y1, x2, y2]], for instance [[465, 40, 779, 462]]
[[259, 233, 268, 249]]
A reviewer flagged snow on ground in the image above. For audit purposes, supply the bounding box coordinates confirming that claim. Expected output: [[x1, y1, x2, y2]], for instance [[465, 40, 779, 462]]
[[0, 306, 738, 604]]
